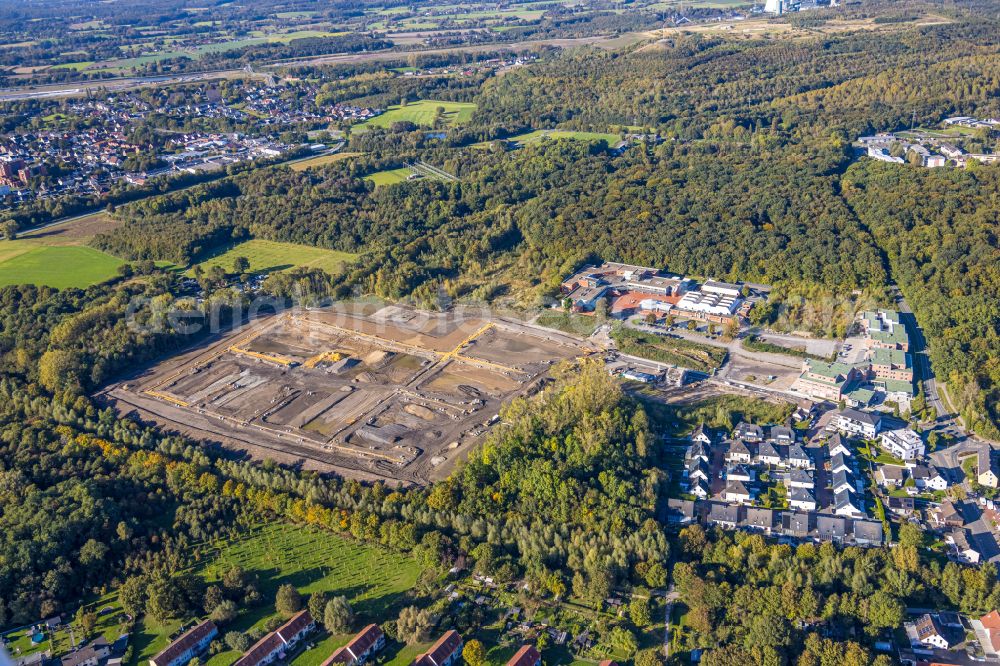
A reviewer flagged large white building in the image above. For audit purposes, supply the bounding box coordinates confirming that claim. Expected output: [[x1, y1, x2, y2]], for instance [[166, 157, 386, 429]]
[[832, 408, 882, 440], [676, 286, 740, 316], [880, 428, 925, 460]]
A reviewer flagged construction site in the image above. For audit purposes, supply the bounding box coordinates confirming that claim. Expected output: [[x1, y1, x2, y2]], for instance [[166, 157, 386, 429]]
[[102, 303, 593, 485]]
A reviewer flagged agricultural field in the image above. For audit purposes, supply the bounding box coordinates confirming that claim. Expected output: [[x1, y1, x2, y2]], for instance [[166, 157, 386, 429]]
[[0, 213, 126, 289], [127, 522, 422, 666], [187, 239, 358, 276], [357, 100, 477, 129]]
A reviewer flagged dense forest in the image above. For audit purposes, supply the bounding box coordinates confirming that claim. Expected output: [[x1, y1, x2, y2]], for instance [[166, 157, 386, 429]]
[[843, 161, 1000, 439], [6, 4, 1000, 661], [0, 276, 669, 624], [86, 11, 1000, 435]]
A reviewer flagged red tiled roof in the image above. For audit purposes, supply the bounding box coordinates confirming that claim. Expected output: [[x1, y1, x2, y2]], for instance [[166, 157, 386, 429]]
[[414, 631, 462, 666], [599, 661, 619, 666], [152, 621, 217, 666], [233, 632, 284, 666], [982, 610, 1000, 650], [320, 625, 384, 666], [506, 645, 541, 666], [277, 610, 314, 643]]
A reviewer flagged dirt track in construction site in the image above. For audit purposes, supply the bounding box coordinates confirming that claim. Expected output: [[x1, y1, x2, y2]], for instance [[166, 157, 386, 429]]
[[100, 303, 594, 485]]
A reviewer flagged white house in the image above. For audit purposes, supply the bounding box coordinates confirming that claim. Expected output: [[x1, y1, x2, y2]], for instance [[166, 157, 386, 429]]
[[787, 444, 811, 469], [724, 480, 755, 504], [880, 428, 925, 460], [833, 490, 864, 517], [875, 464, 907, 488], [827, 434, 851, 458], [914, 613, 959, 649], [788, 487, 817, 512], [757, 441, 783, 466], [832, 408, 882, 439], [911, 464, 948, 491], [726, 440, 753, 464]]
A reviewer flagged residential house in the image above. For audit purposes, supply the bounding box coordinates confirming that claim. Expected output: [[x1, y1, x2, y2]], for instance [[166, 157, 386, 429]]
[[886, 496, 915, 517], [691, 424, 714, 446], [690, 480, 709, 499], [726, 439, 753, 464], [832, 408, 882, 439], [413, 631, 463, 666], [980, 447, 999, 489], [911, 464, 948, 491], [930, 500, 964, 529], [685, 440, 710, 462], [949, 529, 982, 564], [781, 512, 812, 538], [770, 425, 795, 445], [815, 515, 848, 543], [150, 621, 219, 666], [505, 646, 541, 666], [233, 611, 315, 666], [61, 638, 110, 666], [724, 480, 755, 504], [827, 434, 851, 458], [978, 610, 1000, 657], [852, 520, 883, 545], [880, 428, 925, 460], [831, 469, 855, 495], [829, 452, 851, 475], [708, 503, 740, 528], [786, 469, 814, 490], [757, 441, 783, 466], [686, 457, 709, 483], [667, 498, 696, 524], [322, 625, 385, 666], [834, 490, 863, 518], [875, 464, 907, 488], [726, 464, 754, 483], [734, 422, 764, 443], [794, 400, 815, 423], [787, 444, 811, 469], [788, 487, 817, 512], [742, 507, 775, 534], [914, 613, 960, 649]]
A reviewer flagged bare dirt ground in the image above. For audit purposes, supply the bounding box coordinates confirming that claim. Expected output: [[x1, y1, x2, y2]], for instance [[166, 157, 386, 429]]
[[99, 304, 595, 485]]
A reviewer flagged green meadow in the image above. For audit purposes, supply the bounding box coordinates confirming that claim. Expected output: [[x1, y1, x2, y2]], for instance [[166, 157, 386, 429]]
[[358, 100, 477, 129], [187, 239, 358, 276]]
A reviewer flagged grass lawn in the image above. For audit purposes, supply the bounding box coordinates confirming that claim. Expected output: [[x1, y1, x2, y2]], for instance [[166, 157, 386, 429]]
[[357, 100, 477, 129], [2, 591, 130, 662], [0, 240, 123, 289], [535, 310, 600, 337], [365, 167, 415, 186], [506, 130, 620, 146], [129, 522, 422, 666], [187, 239, 357, 277], [289, 152, 362, 171], [611, 325, 727, 373]]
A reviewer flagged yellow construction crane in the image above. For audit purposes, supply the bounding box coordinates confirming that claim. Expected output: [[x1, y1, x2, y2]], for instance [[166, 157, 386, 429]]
[[303, 351, 343, 369]]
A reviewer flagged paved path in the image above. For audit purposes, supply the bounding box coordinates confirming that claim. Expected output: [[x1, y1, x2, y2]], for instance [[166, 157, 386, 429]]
[[664, 584, 678, 658]]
